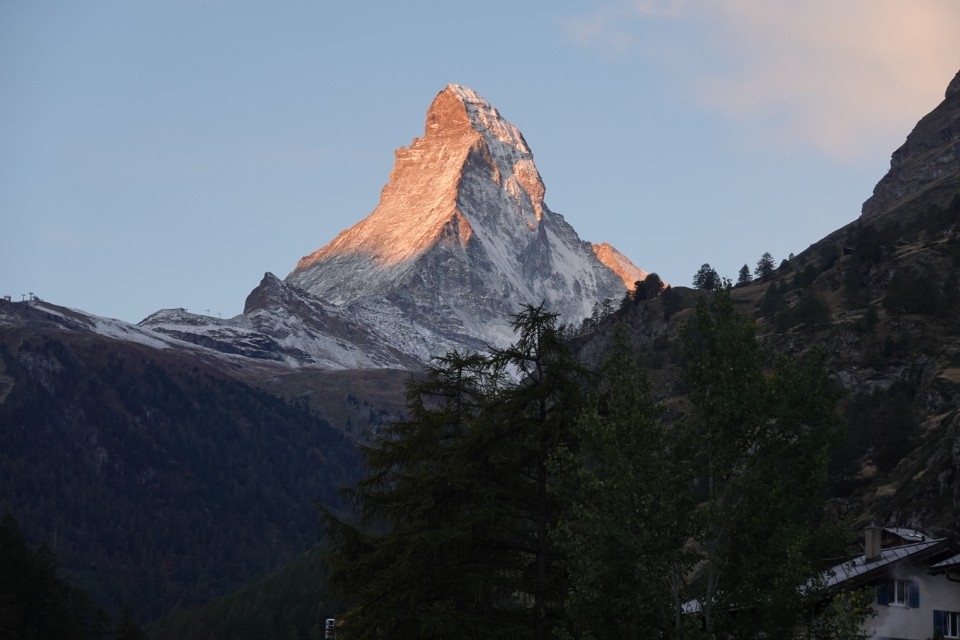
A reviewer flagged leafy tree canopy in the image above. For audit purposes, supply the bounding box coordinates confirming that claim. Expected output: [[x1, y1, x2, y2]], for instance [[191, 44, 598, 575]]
[[680, 287, 846, 637]]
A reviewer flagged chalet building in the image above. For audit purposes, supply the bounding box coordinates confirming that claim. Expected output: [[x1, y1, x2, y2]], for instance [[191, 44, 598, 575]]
[[819, 526, 960, 639]]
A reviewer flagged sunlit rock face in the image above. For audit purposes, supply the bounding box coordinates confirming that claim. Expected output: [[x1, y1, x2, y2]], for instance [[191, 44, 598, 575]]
[[140, 85, 647, 370], [591, 242, 650, 289], [288, 84, 640, 356], [861, 69, 960, 220]]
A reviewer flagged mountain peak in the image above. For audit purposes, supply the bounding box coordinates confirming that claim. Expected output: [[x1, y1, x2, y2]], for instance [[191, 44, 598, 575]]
[[431, 84, 533, 157], [946, 70, 960, 100], [283, 84, 642, 358], [861, 68, 960, 219], [291, 84, 548, 298]]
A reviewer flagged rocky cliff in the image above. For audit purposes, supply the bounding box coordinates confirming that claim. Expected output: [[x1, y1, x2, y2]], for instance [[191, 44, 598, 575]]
[[861, 70, 960, 220]]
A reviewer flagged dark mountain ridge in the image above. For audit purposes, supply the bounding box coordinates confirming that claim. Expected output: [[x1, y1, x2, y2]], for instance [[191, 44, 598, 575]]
[[0, 319, 363, 619]]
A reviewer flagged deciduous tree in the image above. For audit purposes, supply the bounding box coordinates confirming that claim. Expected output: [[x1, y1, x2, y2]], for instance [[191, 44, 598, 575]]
[[681, 287, 844, 637], [553, 328, 695, 639]]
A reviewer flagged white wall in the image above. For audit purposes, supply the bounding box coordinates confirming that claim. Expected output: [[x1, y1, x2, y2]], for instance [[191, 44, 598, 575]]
[[861, 566, 960, 639]]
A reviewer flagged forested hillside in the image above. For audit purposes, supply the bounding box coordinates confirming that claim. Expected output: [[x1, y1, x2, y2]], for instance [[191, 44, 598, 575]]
[[0, 329, 362, 620], [579, 193, 960, 534]]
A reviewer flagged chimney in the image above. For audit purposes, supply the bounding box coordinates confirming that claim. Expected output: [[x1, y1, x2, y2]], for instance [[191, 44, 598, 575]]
[[864, 525, 883, 561]]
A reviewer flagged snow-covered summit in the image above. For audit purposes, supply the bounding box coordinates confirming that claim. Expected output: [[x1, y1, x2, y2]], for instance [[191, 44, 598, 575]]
[[291, 84, 548, 291], [284, 84, 644, 360], [444, 84, 531, 154], [442, 83, 540, 215], [123, 85, 650, 371]]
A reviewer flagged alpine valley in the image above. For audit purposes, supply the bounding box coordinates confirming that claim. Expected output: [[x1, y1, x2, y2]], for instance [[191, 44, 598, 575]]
[[0, 85, 644, 622], [3, 70, 960, 636]]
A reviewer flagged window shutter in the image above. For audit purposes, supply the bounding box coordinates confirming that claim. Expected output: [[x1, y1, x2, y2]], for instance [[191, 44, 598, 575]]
[[934, 610, 945, 635], [877, 581, 889, 606], [909, 580, 920, 608]]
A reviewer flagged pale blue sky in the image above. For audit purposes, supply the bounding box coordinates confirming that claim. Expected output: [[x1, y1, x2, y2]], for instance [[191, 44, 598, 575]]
[[3, 1, 959, 323]]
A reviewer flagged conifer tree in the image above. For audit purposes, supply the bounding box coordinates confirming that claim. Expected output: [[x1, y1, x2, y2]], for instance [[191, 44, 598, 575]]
[[755, 251, 776, 280], [324, 305, 585, 640], [323, 351, 508, 639], [692, 264, 720, 291], [0, 513, 109, 640], [736, 263, 753, 287], [325, 295, 846, 638], [486, 304, 586, 640], [116, 607, 147, 640], [633, 273, 666, 301]]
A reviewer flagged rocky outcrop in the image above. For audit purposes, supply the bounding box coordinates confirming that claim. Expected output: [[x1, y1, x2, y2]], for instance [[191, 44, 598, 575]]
[[861, 69, 960, 219], [591, 242, 650, 289]]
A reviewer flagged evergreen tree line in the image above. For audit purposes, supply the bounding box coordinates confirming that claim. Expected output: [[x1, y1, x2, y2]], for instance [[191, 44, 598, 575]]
[[694, 251, 782, 292], [323, 290, 849, 639]]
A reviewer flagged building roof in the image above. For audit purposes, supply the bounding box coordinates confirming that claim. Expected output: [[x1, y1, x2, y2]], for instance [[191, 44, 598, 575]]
[[820, 539, 946, 591], [881, 527, 929, 543], [929, 552, 960, 573], [684, 529, 958, 612]]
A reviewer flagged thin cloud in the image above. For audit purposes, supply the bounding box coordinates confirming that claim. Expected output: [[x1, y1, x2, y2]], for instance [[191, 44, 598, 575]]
[[561, 6, 635, 53], [566, 0, 960, 160], [629, 0, 689, 17]]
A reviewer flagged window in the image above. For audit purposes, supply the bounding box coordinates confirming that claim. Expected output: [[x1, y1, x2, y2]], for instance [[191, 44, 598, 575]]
[[948, 611, 960, 638], [877, 579, 919, 608], [935, 610, 960, 638], [891, 579, 909, 605]]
